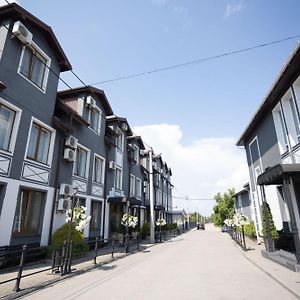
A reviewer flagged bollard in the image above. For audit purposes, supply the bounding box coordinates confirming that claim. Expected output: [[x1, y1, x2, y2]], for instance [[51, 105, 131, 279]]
[[51, 249, 56, 274], [111, 238, 115, 259], [125, 234, 129, 254], [14, 244, 27, 292], [136, 233, 139, 251], [94, 237, 98, 265], [242, 226, 247, 250], [67, 240, 73, 273], [61, 240, 67, 276]]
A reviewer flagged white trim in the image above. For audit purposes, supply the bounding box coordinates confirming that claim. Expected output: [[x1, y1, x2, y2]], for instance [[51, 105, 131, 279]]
[[0, 97, 22, 156], [88, 104, 102, 135], [92, 153, 105, 184], [130, 174, 135, 196], [73, 143, 91, 179], [17, 41, 51, 93], [0, 21, 9, 63], [114, 166, 122, 190], [136, 177, 142, 199], [134, 145, 139, 164], [24, 117, 56, 168], [89, 198, 104, 235]]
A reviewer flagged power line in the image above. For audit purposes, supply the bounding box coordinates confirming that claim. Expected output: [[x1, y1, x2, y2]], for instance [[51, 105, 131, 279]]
[[172, 195, 215, 201], [90, 34, 300, 86]]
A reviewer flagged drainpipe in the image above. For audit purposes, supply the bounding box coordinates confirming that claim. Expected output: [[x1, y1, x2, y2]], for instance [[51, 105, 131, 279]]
[[149, 148, 155, 243], [48, 138, 65, 245]]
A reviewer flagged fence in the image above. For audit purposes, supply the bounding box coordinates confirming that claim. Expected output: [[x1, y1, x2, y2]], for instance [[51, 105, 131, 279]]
[[0, 234, 141, 294], [227, 226, 247, 251]]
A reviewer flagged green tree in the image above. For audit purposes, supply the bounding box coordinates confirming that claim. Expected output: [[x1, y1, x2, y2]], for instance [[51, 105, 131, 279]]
[[261, 203, 279, 241], [212, 188, 235, 226]]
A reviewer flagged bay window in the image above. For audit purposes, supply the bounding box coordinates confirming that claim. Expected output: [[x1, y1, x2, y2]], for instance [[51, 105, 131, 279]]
[[136, 178, 142, 198], [130, 174, 135, 196], [115, 167, 122, 190]]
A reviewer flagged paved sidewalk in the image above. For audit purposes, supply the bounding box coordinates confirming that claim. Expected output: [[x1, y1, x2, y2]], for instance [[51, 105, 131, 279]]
[[0, 239, 155, 299], [230, 233, 300, 297]]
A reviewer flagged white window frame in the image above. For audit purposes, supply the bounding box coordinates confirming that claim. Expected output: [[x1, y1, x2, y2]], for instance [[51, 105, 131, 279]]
[[136, 178, 142, 198], [0, 97, 22, 156], [116, 129, 123, 152], [114, 167, 122, 190], [130, 174, 135, 196], [92, 153, 105, 184], [88, 104, 102, 135], [73, 143, 91, 179], [134, 145, 139, 164], [17, 42, 51, 93], [24, 117, 56, 167]]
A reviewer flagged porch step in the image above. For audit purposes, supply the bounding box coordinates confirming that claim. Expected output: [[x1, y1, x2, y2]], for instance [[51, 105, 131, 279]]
[[261, 250, 300, 272]]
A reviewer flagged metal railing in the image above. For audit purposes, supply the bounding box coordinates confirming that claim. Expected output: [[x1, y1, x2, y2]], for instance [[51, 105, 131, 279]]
[[0, 233, 142, 294], [227, 226, 247, 251]]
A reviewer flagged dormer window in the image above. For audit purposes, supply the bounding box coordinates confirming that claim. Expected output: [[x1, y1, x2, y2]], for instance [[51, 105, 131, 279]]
[[18, 43, 50, 92]]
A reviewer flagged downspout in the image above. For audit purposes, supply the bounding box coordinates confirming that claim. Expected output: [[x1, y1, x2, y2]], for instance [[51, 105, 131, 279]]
[[48, 137, 66, 245]]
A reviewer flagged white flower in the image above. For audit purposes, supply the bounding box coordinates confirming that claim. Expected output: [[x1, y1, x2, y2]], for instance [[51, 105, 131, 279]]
[[155, 218, 166, 226]]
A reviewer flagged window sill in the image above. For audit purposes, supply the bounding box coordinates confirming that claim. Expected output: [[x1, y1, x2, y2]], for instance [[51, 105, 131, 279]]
[[0, 149, 13, 157], [73, 174, 89, 181], [24, 158, 51, 169], [88, 126, 101, 136], [12, 232, 41, 237], [18, 71, 46, 94]]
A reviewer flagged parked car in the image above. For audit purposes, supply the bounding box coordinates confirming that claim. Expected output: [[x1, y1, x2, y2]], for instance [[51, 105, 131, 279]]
[[199, 223, 205, 230], [221, 225, 228, 232]]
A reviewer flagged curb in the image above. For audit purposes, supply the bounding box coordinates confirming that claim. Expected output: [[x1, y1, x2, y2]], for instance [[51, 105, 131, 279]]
[[229, 235, 300, 300]]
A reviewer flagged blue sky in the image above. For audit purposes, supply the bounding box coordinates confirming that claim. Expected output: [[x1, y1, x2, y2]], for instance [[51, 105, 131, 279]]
[[18, 0, 300, 143], [8, 0, 300, 213]]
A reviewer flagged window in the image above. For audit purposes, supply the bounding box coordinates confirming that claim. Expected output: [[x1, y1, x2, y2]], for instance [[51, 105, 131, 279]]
[[134, 145, 139, 163], [89, 107, 101, 134], [136, 178, 142, 198], [130, 174, 135, 196], [0, 103, 15, 151], [116, 129, 123, 151], [90, 200, 102, 231], [93, 155, 104, 184], [27, 122, 51, 164], [288, 97, 300, 140], [115, 167, 122, 190], [19, 44, 50, 91], [74, 146, 89, 178], [13, 189, 44, 235]]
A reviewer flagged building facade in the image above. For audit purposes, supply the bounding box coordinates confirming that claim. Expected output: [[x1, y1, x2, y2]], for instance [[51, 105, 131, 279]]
[[0, 3, 174, 249], [237, 43, 300, 263]]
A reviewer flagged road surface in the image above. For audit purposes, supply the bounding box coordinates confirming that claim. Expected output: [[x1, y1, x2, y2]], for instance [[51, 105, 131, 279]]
[[22, 224, 298, 300]]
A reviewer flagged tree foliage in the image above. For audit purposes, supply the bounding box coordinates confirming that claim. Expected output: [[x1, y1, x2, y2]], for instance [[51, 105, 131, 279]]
[[261, 202, 279, 241], [211, 188, 235, 226]]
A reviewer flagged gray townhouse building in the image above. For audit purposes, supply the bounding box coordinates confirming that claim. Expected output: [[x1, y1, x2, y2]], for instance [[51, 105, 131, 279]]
[[0, 2, 174, 250], [237, 43, 300, 265], [233, 183, 252, 221], [51, 86, 113, 241], [0, 3, 72, 247]]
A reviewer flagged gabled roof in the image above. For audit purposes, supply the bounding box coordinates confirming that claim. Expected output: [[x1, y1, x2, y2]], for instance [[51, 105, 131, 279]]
[[58, 85, 113, 116], [236, 42, 300, 146], [0, 3, 71, 71], [127, 135, 145, 150], [106, 115, 133, 135]]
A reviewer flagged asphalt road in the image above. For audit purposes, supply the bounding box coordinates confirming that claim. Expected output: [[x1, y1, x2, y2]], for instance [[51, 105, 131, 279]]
[[22, 225, 298, 300]]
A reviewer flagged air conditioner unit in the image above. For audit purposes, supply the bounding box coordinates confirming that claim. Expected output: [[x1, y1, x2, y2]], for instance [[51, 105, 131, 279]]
[[12, 21, 33, 44], [65, 136, 78, 149], [121, 123, 128, 131], [64, 148, 76, 162], [57, 198, 71, 211], [59, 183, 73, 196], [86, 96, 96, 108], [109, 161, 116, 169]]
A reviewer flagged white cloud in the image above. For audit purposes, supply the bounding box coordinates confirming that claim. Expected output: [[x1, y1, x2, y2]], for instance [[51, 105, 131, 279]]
[[151, 0, 169, 7], [224, 2, 244, 19], [133, 124, 249, 216]]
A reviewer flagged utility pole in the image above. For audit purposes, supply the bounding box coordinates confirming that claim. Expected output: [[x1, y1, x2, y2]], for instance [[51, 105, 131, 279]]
[[148, 148, 155, 243]]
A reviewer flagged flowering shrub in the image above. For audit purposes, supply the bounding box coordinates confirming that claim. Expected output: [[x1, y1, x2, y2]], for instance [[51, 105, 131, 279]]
[[155, 218, 166, 226], [176, 220, 183, 226], [121, 214, 138, 228], [224, 213, 249, 228], [66, 206, 91, 232]]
